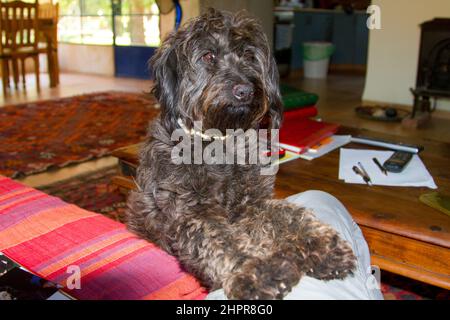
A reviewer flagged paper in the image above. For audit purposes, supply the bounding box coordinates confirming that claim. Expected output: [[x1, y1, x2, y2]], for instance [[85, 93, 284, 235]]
[[339, 148, 437, 189], [299, 135, 351, 161], [274, 150, 301, 166]]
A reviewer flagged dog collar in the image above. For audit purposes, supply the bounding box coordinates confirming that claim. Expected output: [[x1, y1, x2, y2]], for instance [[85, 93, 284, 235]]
[[177, 118, 231, 141]]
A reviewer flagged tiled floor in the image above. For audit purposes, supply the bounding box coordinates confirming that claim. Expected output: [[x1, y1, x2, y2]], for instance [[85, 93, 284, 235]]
[[0, 72, 153, 106]]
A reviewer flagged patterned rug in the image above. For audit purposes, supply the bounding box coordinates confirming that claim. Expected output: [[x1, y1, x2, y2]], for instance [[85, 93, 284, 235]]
[[39, 167, 450, 300], [0, 91, 159, 178], [39, 166, 127, 223]]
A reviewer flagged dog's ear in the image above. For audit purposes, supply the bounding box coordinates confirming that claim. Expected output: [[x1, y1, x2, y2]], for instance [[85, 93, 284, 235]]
[[150, 32, 180, 130], [266, 56, 283, 130]]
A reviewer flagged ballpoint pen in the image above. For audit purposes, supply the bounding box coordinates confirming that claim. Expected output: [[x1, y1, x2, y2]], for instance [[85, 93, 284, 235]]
[[352, 165, 372, 185], [352, 163, 372, 186], [357, 162, 372, 185], [372, 157, 388, 175]]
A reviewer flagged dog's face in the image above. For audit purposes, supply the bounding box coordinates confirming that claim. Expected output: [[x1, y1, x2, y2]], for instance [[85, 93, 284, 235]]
[[151, 9, 283, 133]]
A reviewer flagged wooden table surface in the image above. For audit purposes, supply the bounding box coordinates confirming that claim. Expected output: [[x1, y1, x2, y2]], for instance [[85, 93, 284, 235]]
[[112, 127, 450, 289], [274, 127, 450, 289]]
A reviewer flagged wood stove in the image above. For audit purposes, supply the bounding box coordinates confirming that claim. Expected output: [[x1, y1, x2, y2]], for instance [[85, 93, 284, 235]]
[[411, 18, 450, 118]]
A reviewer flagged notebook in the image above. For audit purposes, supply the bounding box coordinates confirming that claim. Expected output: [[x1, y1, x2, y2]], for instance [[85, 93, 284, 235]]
[[280, 85, 319, 110], [298, 135, 351, 160], [279, 118, 340, 154], [283, 105, 318, 121]]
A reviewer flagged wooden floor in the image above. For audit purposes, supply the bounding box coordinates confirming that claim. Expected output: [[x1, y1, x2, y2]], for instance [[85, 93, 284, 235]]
[[284, 71, 450, 143], [1, 71, 449, 188]]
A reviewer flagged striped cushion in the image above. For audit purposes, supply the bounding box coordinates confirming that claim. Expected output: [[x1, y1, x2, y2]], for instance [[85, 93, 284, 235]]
[[0, 176, 208, 300]]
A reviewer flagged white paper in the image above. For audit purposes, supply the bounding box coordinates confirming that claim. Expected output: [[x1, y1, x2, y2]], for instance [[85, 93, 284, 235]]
[[339, 148, 437, 189], [299, 135, 351, 160]]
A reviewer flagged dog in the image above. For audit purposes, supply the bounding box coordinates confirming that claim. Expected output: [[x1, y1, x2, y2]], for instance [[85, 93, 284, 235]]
[[126, 8, 356, 300]]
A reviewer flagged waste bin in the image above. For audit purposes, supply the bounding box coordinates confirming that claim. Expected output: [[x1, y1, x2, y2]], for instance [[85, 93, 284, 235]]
[[302, 42, 334, 79]]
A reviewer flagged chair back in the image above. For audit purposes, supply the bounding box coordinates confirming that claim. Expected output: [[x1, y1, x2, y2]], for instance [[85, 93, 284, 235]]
[[39, 2, 58, 21], [0, 0, 39, 53]]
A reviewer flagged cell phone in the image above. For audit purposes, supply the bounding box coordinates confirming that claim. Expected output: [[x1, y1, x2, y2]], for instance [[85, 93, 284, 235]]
[[383, 151, 413, 173]]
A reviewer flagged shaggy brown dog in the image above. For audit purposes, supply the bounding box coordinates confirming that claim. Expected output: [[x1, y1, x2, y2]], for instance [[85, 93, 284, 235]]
[[126, 9, 356, 299]]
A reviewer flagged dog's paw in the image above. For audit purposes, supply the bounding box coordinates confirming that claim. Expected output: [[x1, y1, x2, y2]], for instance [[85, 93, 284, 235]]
[[225, 273, 278, 300], [306, 233, 357, 281], [224, 258, 301, 300]]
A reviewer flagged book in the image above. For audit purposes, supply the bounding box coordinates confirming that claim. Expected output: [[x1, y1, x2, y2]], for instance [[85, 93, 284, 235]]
[[419, 192, 450, 217], [273, 150, 302, 166], [282, 93, 319, 110], [308, 136, 334, 153], [298, 135, 351, 161], [280, 85, 319, 109], [283, 105, 318, 121], [279, 118, 340, 154]]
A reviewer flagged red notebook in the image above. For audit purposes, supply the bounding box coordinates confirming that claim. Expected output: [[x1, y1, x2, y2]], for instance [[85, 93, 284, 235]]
[[279, 118, 340, 154], [283, 105, 318, 121]]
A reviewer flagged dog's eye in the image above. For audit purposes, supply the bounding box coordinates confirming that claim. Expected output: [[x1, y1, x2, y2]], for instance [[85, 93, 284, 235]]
[[202, 52, 216, 64], [243, 50, 255, 62]]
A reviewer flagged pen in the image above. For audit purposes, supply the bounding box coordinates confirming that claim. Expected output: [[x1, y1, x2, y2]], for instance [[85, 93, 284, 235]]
[[372, 157, 387, 175], [357, 162, 373, 185], [352, 165, 372, 186]]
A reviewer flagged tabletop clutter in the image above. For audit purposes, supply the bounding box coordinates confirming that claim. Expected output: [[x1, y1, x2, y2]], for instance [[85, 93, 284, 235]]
[[278, 113, 437, 189], [338, 148, 437, 189], [265, 85, 437, 189]]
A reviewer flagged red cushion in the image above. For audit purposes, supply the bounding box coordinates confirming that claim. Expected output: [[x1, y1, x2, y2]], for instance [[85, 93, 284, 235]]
[[0, 176, 207, 300]]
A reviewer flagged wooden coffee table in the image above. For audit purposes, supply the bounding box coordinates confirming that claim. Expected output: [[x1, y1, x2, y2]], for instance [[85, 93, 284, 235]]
[[111, 127, 450, 290]]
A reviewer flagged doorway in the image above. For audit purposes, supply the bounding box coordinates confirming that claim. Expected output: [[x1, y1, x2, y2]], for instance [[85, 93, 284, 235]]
[[58, 0, 162, 79], [112, 0, 160, 79]]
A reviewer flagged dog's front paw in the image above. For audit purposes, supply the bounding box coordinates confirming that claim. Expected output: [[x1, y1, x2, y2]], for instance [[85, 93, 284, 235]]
[[224, 273, 276, 300], [307, 233, 357, 280], [224, 258, 301, 300]]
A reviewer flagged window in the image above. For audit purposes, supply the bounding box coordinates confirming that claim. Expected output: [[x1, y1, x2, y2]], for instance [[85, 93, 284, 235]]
[[58, 0, 160, 46], [114, 0, 160, 47]]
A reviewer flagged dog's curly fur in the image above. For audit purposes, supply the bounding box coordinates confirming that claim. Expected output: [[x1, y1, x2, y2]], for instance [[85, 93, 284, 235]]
[[126, 9, 356, 299]]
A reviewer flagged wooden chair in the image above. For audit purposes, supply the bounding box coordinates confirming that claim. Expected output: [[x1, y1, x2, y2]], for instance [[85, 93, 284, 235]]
[[0, 0, 40, 95], [38, 1, 57, 19], [38, 1, 59, 87]]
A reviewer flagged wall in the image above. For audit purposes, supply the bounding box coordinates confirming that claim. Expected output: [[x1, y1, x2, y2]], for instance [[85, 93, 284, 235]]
[[160, 0, 201, 41], [200, 0, 274, 47], [362, 0, 450, 111], [58, 44, 115, 76], [162, 0, 274, 45]]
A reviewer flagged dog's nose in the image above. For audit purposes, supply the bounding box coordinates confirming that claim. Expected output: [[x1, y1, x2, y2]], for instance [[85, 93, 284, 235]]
[[232, 84, 254, 102]]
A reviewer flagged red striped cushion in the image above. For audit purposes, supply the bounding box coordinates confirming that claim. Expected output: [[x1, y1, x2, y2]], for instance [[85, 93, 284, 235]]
[[0, 176, 208, 300]]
